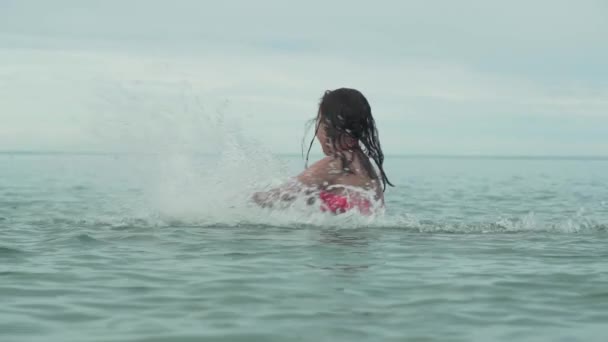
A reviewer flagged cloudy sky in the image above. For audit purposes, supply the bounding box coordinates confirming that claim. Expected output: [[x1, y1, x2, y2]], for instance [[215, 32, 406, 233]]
[[1, 0, 607, 155]]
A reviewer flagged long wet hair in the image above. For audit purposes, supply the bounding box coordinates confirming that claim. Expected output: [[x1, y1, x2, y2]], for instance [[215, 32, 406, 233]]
[[303, 88, 393, 191]]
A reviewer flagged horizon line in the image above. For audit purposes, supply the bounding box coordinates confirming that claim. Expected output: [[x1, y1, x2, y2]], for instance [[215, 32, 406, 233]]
[[1, 150, 608, 161]]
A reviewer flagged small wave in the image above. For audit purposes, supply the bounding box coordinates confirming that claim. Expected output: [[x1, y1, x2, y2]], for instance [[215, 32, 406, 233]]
[[367, 210, 608, 234], [0, 246, 25, 256], [20, 208, 608, 235], [73, 233, 105, 244], [384, 220, 608, 234], [41, 232, 109, 246]]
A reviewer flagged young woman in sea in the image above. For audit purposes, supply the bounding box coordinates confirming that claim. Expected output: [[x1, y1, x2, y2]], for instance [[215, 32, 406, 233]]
[[253, 88, 392, 214]]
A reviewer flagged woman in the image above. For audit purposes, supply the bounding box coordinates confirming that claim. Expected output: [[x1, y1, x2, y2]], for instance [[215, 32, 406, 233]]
[[253, 88, 392, 214]]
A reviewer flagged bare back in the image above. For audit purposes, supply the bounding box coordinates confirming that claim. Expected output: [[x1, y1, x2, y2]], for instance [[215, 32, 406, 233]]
[[298, 150, 384, 202]]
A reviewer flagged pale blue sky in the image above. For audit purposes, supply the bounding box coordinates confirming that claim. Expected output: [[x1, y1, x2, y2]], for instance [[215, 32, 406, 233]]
[[1, 0, 607, 155]]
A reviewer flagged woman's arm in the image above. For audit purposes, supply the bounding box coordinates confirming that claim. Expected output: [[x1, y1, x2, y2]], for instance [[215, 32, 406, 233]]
[[296, 156, 337, 187], [252, 180, 302, 207], [252, 157, 338, 207]]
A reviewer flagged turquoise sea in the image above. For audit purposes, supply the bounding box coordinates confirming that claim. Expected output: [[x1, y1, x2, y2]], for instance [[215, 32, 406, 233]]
[[1, 152, 607, 342]]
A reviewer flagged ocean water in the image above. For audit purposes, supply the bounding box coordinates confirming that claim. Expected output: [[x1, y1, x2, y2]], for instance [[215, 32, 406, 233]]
[[1, 152, 607, 342]]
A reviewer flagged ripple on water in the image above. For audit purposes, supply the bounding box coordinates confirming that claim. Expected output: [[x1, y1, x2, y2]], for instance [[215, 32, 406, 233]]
[[74, 233, 106, 244], [0, 246, 25, 256]]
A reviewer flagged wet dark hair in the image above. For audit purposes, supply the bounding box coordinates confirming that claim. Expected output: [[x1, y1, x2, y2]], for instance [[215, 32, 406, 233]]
[[303, 88, 393, 191]]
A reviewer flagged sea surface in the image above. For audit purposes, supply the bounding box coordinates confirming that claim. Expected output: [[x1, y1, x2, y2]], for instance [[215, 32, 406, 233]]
[[1, 152, 607, 342]]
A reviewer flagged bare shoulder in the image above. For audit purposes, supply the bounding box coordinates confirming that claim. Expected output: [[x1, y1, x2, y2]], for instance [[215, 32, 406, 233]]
[[296, 156, 341, 187], [312, 156, 341, 170]]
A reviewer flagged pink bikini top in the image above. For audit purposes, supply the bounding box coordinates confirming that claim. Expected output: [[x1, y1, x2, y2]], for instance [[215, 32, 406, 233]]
[[319, 190, 373, 215]]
